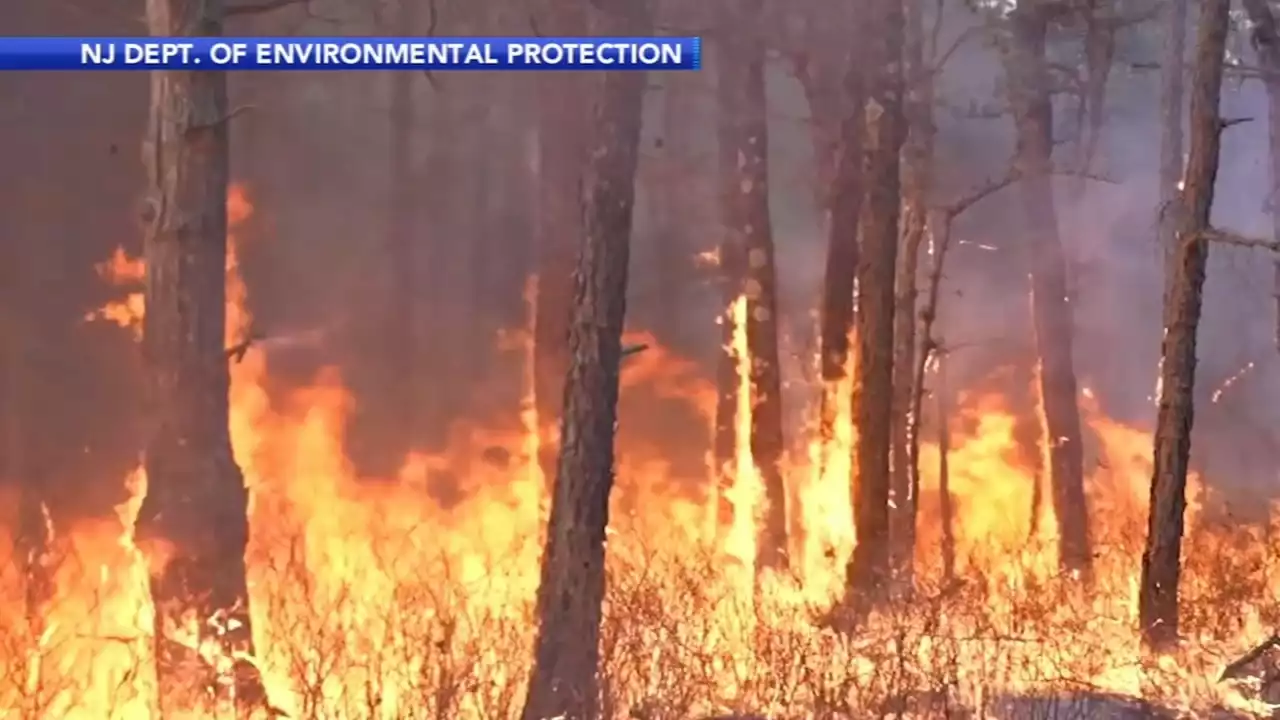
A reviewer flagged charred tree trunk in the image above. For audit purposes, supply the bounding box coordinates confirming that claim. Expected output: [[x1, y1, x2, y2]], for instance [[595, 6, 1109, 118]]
[[889, 0, 934, 582], [134, 0, 261, 712], [1139, 0, 1229, 652], [712, 50, 740, 534], [846, 0, 906, 600], [1004, 0, 1091, 576], [715, 0, 788, 572], [1159, 0, 1188, 291], [534, 0, 592, 488], [520, 1, 649, 717], [935, 352, 956, 584], [1241, 0, 1280, 352], [791, 6, 863, 460], [815, 85, 864, 452], [713, 277, 740, 528], [914, 207, 953, 583]]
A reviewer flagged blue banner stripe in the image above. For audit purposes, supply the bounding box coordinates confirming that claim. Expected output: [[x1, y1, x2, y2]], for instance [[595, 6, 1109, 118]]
[[0, 37, 702, 71]]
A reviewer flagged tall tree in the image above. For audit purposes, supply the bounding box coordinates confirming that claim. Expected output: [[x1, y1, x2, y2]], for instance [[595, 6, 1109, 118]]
[[134, 0, 261, 711], [846, 0, 906, 598], [533, 0, 592, 486], [1241, 0, 1280, 353], [1002, 0, 1092, 576], [787, 0, 863, 463], [1139, 0, 1229, 652], [889, 0, 935, 580], [1159, 0, 1188, 293], [520, 0, 650, 716], [715, 0, 788, 572]]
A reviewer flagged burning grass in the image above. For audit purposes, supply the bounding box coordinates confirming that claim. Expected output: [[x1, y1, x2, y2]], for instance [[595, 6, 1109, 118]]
[[4, 185, 1280, 717], [2, 506, 1279, 719]]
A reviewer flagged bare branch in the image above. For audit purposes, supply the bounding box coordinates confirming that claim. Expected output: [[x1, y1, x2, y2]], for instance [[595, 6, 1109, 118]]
[[621, 343, 650, 358], [937, 165, 1113, 221], [1219, 632, 1280, 681], [225, 329, 264, 363], [927, 25, 985, 76], [1053, 168, 1117, 185], [186, 105, 253, 137], [940, 169, 1019, 219], [928, 0, 945, 61], [1200, 228, 1280, 252], [1094, 1, 1162, 29]]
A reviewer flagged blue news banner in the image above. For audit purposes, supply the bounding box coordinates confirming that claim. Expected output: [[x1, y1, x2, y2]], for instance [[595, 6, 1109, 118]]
[[0, 37, 702, 71]]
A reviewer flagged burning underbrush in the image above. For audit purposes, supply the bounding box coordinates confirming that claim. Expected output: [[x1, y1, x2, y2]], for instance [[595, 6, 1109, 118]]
[[2, 187, 1280, 718], [1, 486, 1279, 719]]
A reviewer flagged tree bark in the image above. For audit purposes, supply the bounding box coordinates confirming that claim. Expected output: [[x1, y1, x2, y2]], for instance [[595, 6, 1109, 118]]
[[1003, 0, 1092, 576], [846, 0, 906, 600], [791, 5, 863, 463], [1159, 0, 1188, 295], [935, 351, 956, 584], [715, 0, 788, 573], [1241, 0, 1280, 353], [888, 0, 934, 582], [533, 0, 592, 488], [520, 1, 649, 717], [134, 0, 261, 712], [1139, 0, 1229, 652]]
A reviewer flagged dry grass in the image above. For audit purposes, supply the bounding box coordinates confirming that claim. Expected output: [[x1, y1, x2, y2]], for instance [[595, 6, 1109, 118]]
[[0, 509, 1278, 720]]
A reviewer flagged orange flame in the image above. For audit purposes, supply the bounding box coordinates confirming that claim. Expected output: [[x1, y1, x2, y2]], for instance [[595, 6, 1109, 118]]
[[11, 189, 1278, 717]]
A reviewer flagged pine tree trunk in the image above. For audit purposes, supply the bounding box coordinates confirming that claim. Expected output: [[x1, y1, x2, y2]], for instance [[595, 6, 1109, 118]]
[[520, 1, 649, 717], [134, 0, 261, 712], [846, 0, 906, 599], [1004, 0, 1091, 576], [1241, 0, 1280, 352], [533, 0, 592, 487], [888, 0, 934, 582], [1139, 0, 1229, 652], [715, 0, 788, 572], [1159, 0, 1188, 293]]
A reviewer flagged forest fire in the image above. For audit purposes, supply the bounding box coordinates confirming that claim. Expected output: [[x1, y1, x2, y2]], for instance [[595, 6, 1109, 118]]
[[0, 183, 1275, 719], [8, 0, 1280, 715]]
